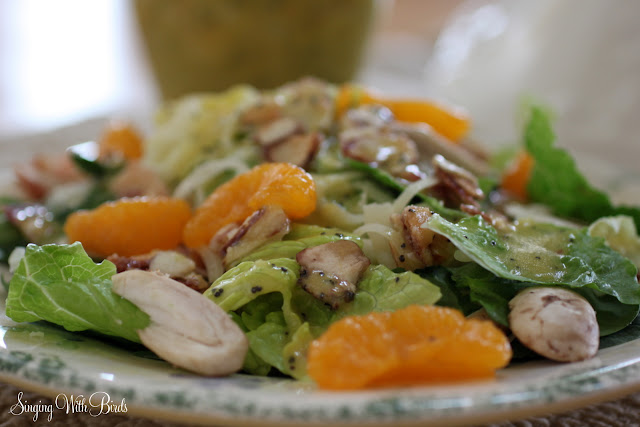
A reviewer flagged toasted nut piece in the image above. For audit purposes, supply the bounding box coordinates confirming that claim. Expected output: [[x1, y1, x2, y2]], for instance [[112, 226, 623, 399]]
[[149, 250, 196, 277], [240, 102, 282, 126], [223, 206, 290, 267], [264, 132, 321, 168], [398, 206, 456, 266], [196, 223, 240, 282], [431, 154, 484, 209], [277, 77, 335, 131], [433, 155, 482, 198], [509, 287, 599, 362], [339, 127, 423, 181], [400, 206, 436, 265], [112, 270, 248, 376], [177, 272, 210, 292], [255, 117, 301, 146], [394, 123, 490, 177], [340, 105, 394, 129], [296, 240, 370, 309]]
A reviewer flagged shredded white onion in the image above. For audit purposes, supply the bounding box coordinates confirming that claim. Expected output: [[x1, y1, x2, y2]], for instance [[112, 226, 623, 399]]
[[391, 177, 437, 214], [354, 223, 397, 267], [173, 157, 250, 202]]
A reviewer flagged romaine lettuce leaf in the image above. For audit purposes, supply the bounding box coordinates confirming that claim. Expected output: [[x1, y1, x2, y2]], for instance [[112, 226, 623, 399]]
[[425, 214, 640, 305], [5, 243, 149, 343], [417, 266, 479, 316], [236, 224, 361, 265], [524, 106, 640, 228]]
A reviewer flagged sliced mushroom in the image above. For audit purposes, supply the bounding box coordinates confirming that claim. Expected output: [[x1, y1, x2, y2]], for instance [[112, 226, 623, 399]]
[[112, 270, 248, 376], [264, 132, 321, 168], [508, 287, 599, 362], [255, 117, 302, 146], [296, 240, 370, 309], [397, 205, 456, 266], [223, 206, 290, 267]]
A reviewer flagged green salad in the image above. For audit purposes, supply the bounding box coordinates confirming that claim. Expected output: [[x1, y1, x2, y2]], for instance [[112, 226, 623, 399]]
[[2, 78, 640, 387]]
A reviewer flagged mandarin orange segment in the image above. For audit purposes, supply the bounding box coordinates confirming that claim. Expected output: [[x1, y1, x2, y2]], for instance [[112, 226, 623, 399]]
[[335, 85, 471, 142], [307, 305, 512, 390], [183, 162, 316, 248], [64, 196, 191, 257], [501, 150, 534, 201], [98, 122, 144, 160]]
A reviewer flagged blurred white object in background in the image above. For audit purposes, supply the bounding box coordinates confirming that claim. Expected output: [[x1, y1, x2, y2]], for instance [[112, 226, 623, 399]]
[[424, 0, 640, 173]]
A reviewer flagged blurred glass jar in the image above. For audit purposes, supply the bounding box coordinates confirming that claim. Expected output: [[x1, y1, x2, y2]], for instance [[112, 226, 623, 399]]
[[134, 0, 375, 99]]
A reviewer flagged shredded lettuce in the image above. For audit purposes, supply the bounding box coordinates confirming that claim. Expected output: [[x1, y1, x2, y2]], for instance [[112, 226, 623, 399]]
[[143, 86, 259, 185], [5, 243, 149, 343]]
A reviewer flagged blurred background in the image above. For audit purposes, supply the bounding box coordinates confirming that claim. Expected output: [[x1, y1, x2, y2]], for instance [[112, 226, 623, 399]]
[[0, 0, 638, 183], [0, 0, 459, 138]]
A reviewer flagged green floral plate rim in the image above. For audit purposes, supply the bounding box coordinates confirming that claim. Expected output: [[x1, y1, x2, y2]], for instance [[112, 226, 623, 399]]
[[2, 309, 640, 427]]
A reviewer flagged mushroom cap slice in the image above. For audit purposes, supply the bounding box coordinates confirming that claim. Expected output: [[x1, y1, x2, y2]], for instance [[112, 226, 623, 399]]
[[112, 270, 248, 376], [508, 287, 599, 362]]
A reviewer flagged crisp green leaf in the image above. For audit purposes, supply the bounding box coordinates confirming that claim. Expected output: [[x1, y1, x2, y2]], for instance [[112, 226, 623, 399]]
[[5, 243, 149, 342], [417, 266, 479, 315], [588, 216, 640, 269], [228, 311, 272, 376], [236, 224, 361, 265], [450, 263, 638, 336], [600, 315, 640, 349], [524, 106, 640, 228], [346, 265, 441, 316], [450, 264, 527, 326], [245, 312, 289, 374], [206, 257, 442, 377], [426, 215, 640, 305]]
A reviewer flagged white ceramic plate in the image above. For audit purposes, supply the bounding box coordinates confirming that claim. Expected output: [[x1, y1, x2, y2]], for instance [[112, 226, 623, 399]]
[[1, 120, 640, 426]]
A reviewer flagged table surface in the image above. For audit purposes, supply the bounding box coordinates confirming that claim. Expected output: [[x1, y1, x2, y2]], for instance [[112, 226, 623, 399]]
[[1, 1, 639, 425]]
